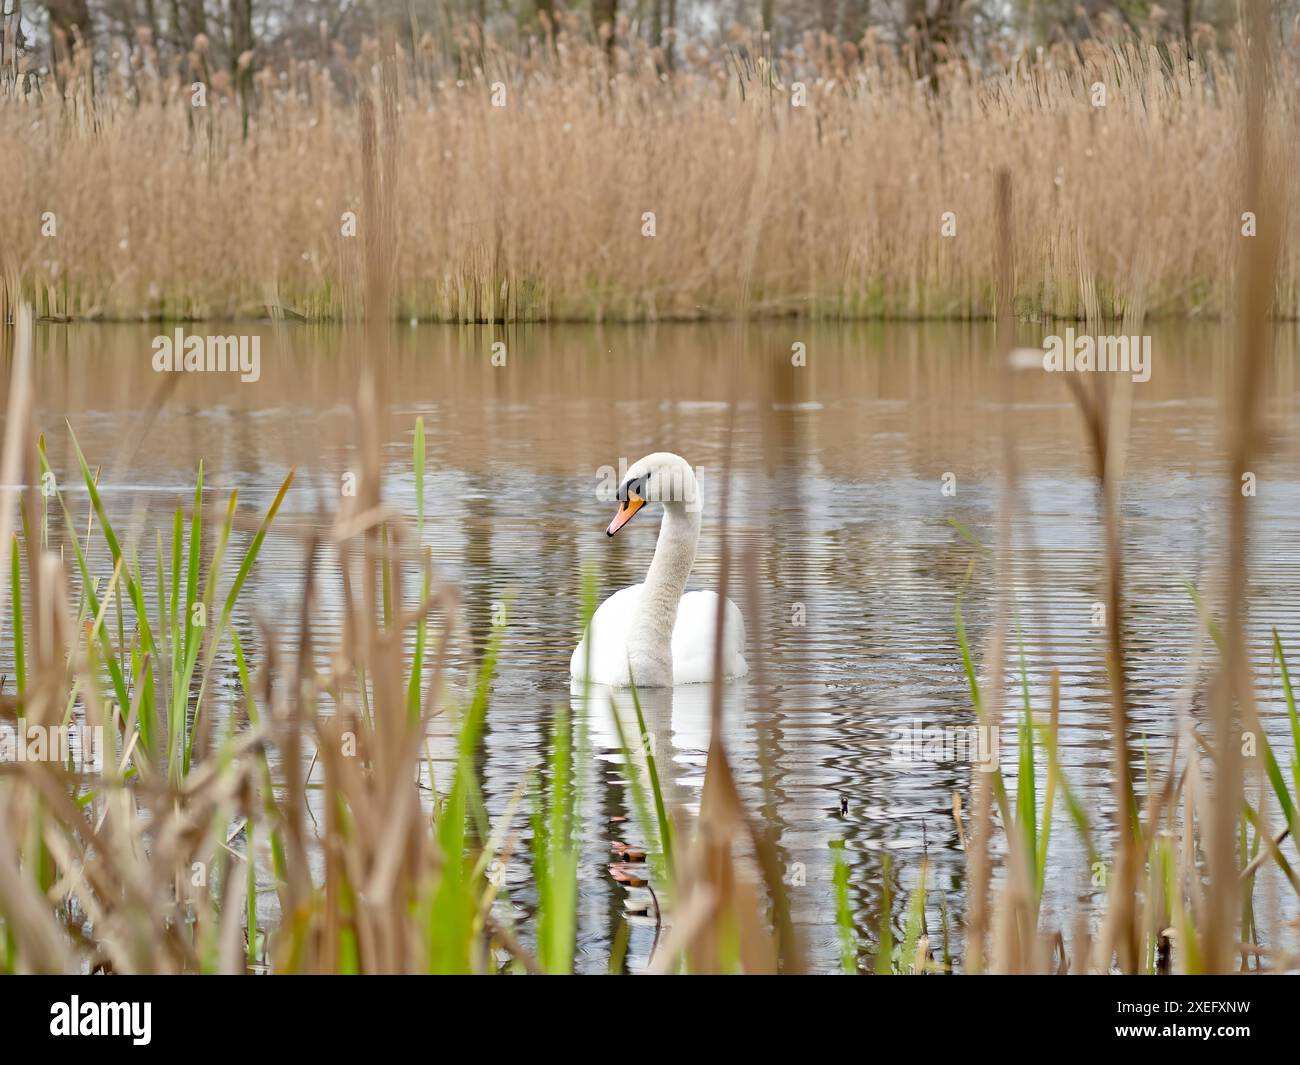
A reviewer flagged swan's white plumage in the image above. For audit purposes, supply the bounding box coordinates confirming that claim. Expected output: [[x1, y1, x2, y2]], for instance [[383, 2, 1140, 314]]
[[569, 451, 748, 688], [569, 584, 748, 686]]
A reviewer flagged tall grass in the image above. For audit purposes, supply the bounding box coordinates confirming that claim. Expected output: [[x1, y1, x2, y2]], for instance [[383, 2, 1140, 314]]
[[3, 26, 1299, 324]]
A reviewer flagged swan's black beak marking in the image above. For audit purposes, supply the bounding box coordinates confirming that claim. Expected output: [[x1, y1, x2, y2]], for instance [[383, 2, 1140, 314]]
[[607, 486, 646, 537]]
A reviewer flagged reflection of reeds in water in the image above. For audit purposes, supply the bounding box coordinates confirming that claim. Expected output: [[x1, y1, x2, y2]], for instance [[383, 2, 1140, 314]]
[[3, 27, 1300, 324]]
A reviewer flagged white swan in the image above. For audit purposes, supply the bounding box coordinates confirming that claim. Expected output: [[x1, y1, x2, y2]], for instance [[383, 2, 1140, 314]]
[[570, 452, 748, 687]]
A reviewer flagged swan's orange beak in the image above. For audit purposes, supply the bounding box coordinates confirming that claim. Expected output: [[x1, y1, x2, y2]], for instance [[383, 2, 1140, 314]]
[[607, 493, 645, 536]]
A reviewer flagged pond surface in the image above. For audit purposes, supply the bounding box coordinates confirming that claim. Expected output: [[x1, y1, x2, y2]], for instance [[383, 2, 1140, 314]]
[[9, 320, 1300, 972]]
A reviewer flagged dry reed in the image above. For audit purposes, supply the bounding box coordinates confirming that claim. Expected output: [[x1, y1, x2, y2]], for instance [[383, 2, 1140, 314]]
[[2, 25, 1298, 324]]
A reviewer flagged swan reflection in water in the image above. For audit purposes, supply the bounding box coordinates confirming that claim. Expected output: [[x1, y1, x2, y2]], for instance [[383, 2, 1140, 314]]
[[570, 678, 754, 814]]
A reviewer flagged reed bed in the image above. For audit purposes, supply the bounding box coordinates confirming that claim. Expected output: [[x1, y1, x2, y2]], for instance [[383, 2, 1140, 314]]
[[3, 24, 1300, 324]]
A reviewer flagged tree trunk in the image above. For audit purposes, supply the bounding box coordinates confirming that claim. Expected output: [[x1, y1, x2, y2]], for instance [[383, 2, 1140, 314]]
[[665, 0, 675, 69], [842, 0, 870, 45], [817, 0, 836, 35], [593, 0, 617, 58], [228, 0, 254, 137], [47, 0, 92, 63]]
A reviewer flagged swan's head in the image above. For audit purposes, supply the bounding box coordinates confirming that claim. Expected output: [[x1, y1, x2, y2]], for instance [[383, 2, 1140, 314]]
[[606, 452, 701, 537]]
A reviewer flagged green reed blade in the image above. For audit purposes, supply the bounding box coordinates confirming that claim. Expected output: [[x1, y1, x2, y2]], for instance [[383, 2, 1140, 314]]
[[955, 596, 1012, 829], [536, 707, 578, 974], [626, 675, 675, 885], [1272, 631, 1300, 800], [184, 468, 294, 771], [899, 860, 928, 974], [38, 439, 130, 719], [876, 852, 894, 975], [65, 423, 160, 666], [182, 462, 203, 673], [427, 620, 500, 973], [609, 693, 666, 889], [829, 839, 856, 974], [10, 534, 24, 699], [1016, 629, 1037, 884], [407, 418, 428, 722]]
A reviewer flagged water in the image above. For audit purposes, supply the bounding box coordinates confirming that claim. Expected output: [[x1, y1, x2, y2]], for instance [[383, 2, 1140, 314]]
[[9, 319, 1300, 972]]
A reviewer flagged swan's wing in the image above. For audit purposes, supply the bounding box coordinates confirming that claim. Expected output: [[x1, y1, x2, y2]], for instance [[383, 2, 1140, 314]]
[[670, 590, 748, 684], [570, 584, 642, 685]]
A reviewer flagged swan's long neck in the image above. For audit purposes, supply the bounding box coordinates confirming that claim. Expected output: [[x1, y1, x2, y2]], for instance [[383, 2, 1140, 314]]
[[627, 504, 699, 680]]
